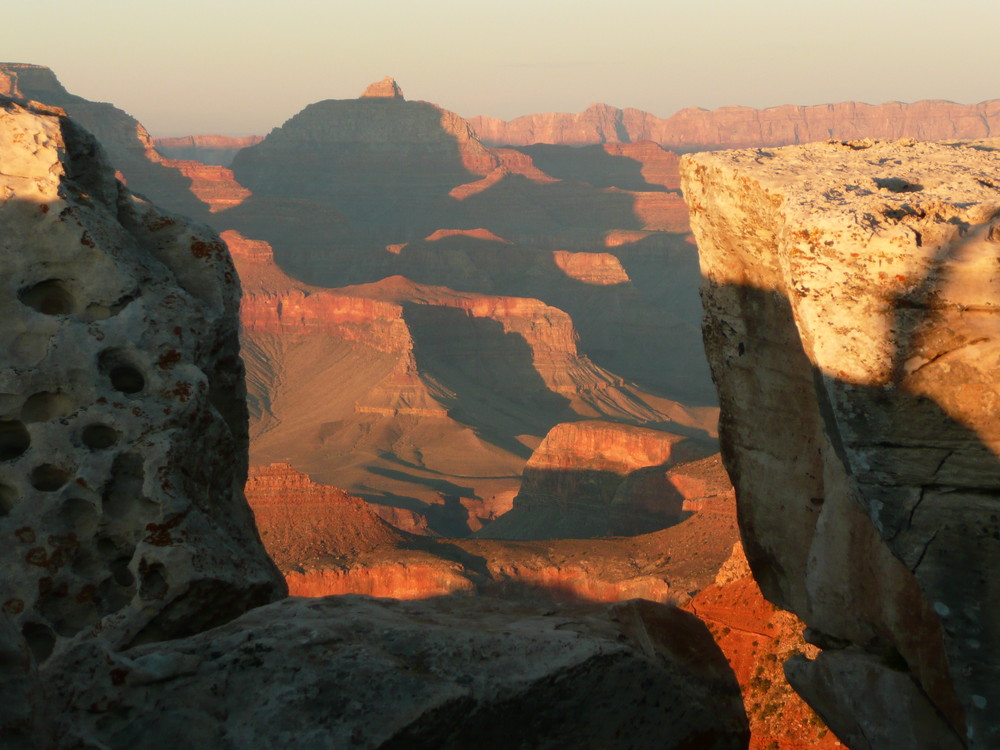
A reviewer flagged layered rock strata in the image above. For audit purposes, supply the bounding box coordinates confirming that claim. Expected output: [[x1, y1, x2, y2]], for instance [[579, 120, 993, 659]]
[[481, 420, 707, 539], [0, 91, 752, 750], [682, 139, 1000, 748], [0, 96, 285, 670], [471, 99, 1000, 150], [154, 135, 264, 166]]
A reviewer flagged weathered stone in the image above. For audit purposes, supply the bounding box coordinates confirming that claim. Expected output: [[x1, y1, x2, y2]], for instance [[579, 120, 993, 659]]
[[682, 139, 1000, 748], [0, 97, 285, 662], [46, 595, 749, 750]]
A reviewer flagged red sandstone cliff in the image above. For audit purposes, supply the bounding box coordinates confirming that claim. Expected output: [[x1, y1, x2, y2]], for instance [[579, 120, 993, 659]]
[[479, 420, 712, 539], [470, 98, 1000, 149]]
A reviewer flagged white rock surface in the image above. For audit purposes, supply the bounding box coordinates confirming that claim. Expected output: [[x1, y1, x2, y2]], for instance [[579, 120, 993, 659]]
[[682, 138, 1000, 749], [0, 96, 285, 670]]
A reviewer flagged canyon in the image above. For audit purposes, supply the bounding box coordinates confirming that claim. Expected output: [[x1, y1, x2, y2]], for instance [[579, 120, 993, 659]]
[[0, 95, 751, 749], [3, 60, 996, 748]]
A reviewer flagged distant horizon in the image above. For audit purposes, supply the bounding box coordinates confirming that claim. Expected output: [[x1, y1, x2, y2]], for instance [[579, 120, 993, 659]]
[[5, 0, 999, 137], [11, 61, 1000, 141]]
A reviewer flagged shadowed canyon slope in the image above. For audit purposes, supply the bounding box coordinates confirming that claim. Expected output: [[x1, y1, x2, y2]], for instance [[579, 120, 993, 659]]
[[0, 64, 719, 521], [683, 139, 1000, 749], [0, 99, 752, 749]]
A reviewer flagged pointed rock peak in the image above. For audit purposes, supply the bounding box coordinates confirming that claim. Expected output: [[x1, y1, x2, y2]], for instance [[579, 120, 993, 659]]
[[360, 77, 405, 100]]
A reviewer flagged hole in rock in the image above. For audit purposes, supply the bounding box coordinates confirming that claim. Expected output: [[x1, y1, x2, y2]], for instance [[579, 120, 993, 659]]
[[21, 392, 74, 423], [98, 350, 146, 394], [109, 366, 145, 394], [111, 556, 135, 587], [0, 483, 19, 515], [0, 420, 30, 461], [39, 589, 96, 638], [81, 424, 120, 450], [59, 498, 98, 536], [18, 279, 77, 316], [21, 622, 56, 662], [874, 177, 924, 193], [103, 453, 144, 519], [30, 464, 72, 492], [138, 562, 168, 601]]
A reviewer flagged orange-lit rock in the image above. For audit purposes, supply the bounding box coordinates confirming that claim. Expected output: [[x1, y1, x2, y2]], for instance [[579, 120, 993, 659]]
[[360, 76, 405, 99], [480, 420, 709, 539], [684, 545, 840, 750], [158, 158, 251, 212], [551, 250, 629, 285]]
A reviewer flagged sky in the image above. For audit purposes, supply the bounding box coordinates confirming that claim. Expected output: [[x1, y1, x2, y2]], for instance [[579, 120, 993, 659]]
[[4, 0, 1000, 137]]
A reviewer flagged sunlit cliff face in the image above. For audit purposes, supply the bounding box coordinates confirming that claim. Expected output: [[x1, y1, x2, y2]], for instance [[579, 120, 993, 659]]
[[683, 138, 1000, 749]]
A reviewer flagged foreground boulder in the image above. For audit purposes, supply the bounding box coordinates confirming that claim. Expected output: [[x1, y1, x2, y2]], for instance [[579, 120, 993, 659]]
[[48, 596, 748, 750], [0, 95, 749, 748], [682, 138, 1000, 748], [0, 95, 286, 662]]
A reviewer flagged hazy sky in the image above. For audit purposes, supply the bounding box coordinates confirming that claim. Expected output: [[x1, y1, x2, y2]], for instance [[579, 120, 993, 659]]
[[4, 0, 1000, 137]]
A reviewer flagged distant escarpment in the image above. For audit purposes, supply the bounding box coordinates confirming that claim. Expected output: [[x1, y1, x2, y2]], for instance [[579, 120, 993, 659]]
[[471, 99, 1000, 150], [154, 134, 264, 166], [683, 139, 1000, 749]]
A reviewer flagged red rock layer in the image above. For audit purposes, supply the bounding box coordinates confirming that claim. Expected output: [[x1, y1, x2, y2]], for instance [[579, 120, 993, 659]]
[[471, 99, 1000, 150], [245, 463, 410, 567], [153, 135, 264, 166], [158, 158, 251, 212], [285, 565, 473, 598], [524, 420, 691, 474], [684, 548, 840, 750], [551, 250, 630, 285], [601, 141, 682, 190]]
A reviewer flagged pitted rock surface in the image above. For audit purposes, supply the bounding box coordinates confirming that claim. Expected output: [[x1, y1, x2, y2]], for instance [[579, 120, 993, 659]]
[[0, 97, 285, 666], [682, 138, 999, 749]]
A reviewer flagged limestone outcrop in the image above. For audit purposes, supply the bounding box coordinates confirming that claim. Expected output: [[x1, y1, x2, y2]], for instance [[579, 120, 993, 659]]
[[0, 96, 285, 668], [682, 139, 1000, 748]]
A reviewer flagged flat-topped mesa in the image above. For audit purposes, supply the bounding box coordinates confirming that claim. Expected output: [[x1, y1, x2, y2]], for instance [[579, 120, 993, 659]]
[[479, 420, 704, 539], [681, 138, 1000, 749], [360, 76, 405, 99], [230, 80, 499, 242]]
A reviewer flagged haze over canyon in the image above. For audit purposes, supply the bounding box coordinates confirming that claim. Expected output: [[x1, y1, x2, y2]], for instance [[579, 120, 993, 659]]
[[0, 60, 997, 749]]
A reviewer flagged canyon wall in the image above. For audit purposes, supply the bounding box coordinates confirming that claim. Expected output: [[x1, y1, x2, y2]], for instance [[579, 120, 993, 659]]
[[682, 138, 1000, 749], [471, 99, 1000, 150], [0, 99, 752, 748]]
